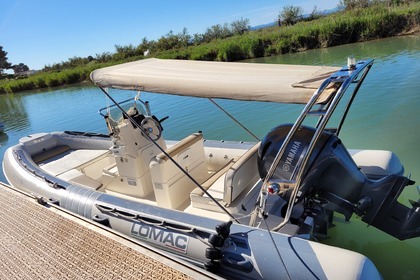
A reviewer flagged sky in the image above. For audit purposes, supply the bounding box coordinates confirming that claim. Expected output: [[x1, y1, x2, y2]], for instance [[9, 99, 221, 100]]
[[1, 0, 340, 70]]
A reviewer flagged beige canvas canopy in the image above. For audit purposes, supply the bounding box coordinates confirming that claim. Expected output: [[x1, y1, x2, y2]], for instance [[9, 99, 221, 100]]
[[90, 58, 340, 104]]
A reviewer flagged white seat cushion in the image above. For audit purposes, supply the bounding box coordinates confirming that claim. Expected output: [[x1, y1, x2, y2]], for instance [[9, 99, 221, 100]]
[[39, 149, 108, 176], [190, 142, 260, 212], [57, 169, 102, 190], [349, 149, 404, 179]]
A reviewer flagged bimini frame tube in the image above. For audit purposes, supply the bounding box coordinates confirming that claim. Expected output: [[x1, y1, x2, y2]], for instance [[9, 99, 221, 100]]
[[253, 59, 374, 231]]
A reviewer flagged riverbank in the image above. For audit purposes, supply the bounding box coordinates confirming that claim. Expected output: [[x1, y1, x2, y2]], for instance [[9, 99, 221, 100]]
[[0, 2, 419, 94]]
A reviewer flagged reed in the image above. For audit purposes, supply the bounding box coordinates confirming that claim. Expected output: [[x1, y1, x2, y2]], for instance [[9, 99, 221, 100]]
[[0, 62, 117, 93], [181, 3, 418, 60]]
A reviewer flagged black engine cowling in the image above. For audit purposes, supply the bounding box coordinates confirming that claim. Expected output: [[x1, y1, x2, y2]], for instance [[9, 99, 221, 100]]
[[257, 124, 420, 240]]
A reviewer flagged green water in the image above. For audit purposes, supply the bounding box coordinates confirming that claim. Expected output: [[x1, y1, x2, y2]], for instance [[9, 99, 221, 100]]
[[0, 34, 419, 279], [249, 35, 420, 279]]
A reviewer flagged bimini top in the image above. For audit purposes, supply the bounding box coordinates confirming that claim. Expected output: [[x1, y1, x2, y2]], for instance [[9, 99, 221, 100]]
[[90, 58, 340, 104]]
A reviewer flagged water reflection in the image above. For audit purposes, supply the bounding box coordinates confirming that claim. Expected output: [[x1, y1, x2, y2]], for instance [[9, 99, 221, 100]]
[[0, 132, 8, 146], [0, 92, 30, 132], [246, 33, 420, 66]]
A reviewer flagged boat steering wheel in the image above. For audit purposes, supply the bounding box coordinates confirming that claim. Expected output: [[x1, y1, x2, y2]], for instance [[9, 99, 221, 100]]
[[140, 116, 162, 141]]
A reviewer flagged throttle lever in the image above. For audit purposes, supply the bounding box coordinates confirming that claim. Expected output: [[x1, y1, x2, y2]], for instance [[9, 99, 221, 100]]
[[159, 116, 169, 123]]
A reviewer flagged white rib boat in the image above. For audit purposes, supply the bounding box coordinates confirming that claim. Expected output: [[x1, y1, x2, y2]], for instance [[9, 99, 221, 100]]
[[3, 58, 419, 279]]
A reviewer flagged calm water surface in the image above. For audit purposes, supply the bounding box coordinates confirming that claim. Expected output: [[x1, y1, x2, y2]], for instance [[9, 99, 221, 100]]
[[0, 34, 419, 279]]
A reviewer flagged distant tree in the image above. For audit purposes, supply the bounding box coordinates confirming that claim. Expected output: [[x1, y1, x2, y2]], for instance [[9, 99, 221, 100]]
[[12, 63, 29, 74], [192, 33, 204, 45], [113, 44, 142, 59], [67, 56, 91, 68], [306, 6, 323, 21], [366, 0, 415, 7], [340, 0, 370, 10], [278, 5, 304, 25], [203, 23, 232, 42], [94, 52, 113, 63], [230, 18, 250, 35], [0, 46, 12, 74], [155, 30, 182, 51], [179, 27, 191, 48], [138, 37, 155, 53]]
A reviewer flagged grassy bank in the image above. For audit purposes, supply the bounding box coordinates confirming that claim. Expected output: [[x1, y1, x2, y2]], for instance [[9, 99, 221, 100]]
[[1, 3, 419, 94], [159, 3, 420, 61], [0, 59, 139, 94]]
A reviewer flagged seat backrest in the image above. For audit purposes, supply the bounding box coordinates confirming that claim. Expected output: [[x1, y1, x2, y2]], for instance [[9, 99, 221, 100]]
[[224, 142, 260, 205], [149, 132, 208, 209], [349, 149, 404, 179]]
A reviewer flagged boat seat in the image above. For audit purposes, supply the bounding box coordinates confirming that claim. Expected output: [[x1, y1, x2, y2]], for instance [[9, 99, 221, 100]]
[[150, 132, 208, 210], [190, 142, 260, 213], [224, 143, 260, 206], [57, 169, 102, 190], [350, 149, 404, 179], [32, 145, 71, 164], [190, 159, 236, 208], [38, 149, 109, 176]]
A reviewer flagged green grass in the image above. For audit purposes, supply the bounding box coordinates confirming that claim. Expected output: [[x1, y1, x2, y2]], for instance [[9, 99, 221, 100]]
[[0, 61, 119, 93], [148, 3, 418, 61]]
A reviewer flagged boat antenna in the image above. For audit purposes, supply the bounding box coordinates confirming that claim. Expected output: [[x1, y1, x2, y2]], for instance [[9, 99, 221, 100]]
[[208, 98, 260, 141], [99, 87, 240, 223]]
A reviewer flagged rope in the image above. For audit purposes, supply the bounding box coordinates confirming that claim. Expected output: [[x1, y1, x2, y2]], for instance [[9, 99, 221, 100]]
[[262, 218, 291, 280]]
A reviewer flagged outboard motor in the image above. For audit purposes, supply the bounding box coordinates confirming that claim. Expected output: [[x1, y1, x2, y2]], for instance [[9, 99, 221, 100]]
[[258, 124, 420, 240]]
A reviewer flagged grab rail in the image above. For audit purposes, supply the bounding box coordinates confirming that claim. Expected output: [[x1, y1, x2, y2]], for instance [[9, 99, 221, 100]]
[[252, 59, 374, 231]]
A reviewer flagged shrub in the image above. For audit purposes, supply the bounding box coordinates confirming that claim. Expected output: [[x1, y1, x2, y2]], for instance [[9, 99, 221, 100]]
[[216, 41, 245, 61], [190, 45, 218, 60], [34, 76, 47, 88], [239, 36, 265, 58], [279, 5, 304, 25]]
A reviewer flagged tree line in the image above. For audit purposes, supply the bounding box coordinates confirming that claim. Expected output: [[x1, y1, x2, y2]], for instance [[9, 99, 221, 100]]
[[0, 46, 29, 75], [2, 0, 416, 75], [278, 0, 418, 26], [43, 17, 251, 72], [0, 0, 418, 93], [340, 0, 416, 9]]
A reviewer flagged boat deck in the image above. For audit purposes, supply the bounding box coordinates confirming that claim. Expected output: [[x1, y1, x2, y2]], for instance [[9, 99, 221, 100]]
[[0, 182, 219, 280]]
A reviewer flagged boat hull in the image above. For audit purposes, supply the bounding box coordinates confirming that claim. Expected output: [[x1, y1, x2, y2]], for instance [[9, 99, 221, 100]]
[[2, 132, 382, 279]]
